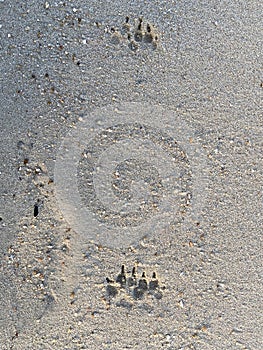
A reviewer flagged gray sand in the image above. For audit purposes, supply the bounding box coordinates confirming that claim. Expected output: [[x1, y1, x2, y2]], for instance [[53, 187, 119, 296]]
[[0, 1, 262, 349]]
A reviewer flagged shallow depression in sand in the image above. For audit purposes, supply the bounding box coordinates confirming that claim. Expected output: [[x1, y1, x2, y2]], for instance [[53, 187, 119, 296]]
[[54, 102, 207, 248]]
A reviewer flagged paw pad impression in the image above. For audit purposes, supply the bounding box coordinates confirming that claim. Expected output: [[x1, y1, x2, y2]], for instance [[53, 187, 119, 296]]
[[106, 265, 165, 306], [108, 16, 160, 51]]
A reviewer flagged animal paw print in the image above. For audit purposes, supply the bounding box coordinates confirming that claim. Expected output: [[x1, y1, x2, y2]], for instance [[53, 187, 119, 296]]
[[108, 16, 160, 51], [106, 265, 164, 303]]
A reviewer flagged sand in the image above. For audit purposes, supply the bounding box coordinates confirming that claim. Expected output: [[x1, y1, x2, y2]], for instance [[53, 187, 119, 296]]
[[0, 1, 262, 349]]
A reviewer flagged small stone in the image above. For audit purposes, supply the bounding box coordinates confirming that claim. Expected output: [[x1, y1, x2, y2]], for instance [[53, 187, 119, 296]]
[[179, 299, 184, 308]]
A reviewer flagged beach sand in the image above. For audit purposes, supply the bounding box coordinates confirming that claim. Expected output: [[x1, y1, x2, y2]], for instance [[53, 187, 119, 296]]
[[0, 1, 262, 349]]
